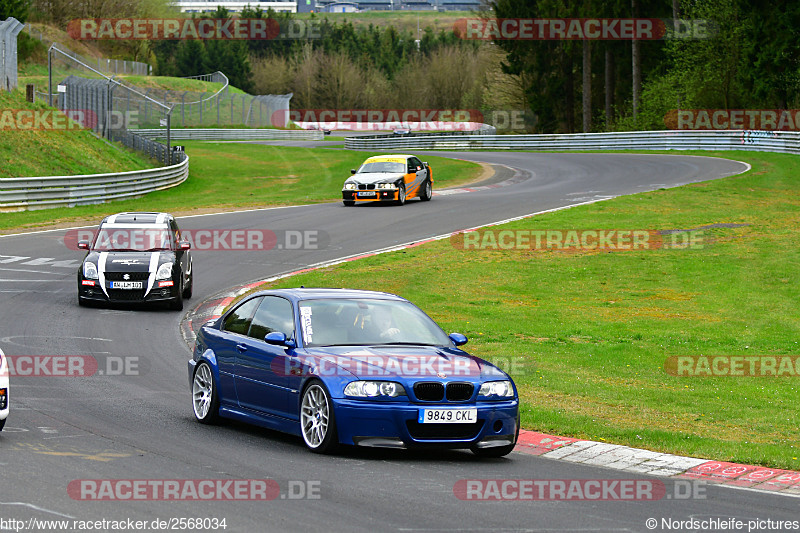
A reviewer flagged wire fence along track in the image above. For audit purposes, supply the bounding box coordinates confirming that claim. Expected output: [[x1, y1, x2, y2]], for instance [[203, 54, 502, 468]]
[[23, 24, 150, 76], [134, 128, 323, 141], [344, 129, 800, 154], [0, 152, 188, 210]]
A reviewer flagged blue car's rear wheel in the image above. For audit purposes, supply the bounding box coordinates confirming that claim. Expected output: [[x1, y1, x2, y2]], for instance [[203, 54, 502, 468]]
[[300, 381, 338, 454], [192, 362, 219, 424]]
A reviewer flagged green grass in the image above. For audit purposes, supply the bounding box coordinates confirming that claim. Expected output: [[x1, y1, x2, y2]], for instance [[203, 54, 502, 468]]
[[0, 141, 482, 231], [231, 150, 800, 470], [0, 89, 157, 180]]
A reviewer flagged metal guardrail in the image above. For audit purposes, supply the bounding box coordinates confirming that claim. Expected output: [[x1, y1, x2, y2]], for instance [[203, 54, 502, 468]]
[[134, 128, 324, 141], [0, 154, 189, 210], [344, 129, 800, 154]]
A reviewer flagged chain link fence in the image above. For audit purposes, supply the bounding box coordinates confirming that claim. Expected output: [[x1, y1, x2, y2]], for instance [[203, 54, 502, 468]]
[[23, 23, 150, 76], [1, 17, 25, 91]]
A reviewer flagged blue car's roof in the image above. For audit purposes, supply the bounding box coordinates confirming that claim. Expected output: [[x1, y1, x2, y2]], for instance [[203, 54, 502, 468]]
[[247, 288, 407, 302]]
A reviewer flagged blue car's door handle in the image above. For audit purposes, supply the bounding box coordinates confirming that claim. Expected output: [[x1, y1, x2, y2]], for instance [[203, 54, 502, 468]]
[[236, 344, 248, 353]]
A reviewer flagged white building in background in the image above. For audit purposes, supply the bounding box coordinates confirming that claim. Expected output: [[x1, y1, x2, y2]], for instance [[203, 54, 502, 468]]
[[174, 0, 297, 13]]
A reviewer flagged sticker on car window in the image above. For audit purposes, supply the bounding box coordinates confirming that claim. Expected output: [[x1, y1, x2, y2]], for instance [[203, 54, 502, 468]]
[[300, 306, 313, 344]]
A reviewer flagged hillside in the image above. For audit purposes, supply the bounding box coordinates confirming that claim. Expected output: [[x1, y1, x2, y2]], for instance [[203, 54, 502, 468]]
[[0, 90, 157, 179]]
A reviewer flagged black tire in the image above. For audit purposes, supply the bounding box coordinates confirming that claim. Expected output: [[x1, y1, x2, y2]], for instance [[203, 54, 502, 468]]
[[300, 381, 339, 454], [396, 183, 407, 206], [419, 179, 432, 201], [170, 280, 184, 310], [182, 272, 193, 299], [343, 200, 355, 206], [0, 417, 6, 431], [192, 362, 220, 424]]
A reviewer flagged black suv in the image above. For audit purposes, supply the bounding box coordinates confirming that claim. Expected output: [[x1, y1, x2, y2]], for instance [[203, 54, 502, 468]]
[[77, 212, 193, 310]]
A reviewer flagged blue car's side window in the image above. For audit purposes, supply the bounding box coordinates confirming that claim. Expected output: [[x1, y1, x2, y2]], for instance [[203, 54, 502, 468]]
[[248, 297, 294, 341], [222, 297, 262, 336]]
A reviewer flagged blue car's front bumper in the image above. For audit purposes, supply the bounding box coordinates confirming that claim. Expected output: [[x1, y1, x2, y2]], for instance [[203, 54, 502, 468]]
[[332, 398, 519, 449]]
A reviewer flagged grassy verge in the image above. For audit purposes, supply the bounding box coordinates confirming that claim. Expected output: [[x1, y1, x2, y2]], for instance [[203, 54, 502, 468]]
[[233, 150, 800, 469], [0, 90, 157, 179], [0, 141, 482, 231]]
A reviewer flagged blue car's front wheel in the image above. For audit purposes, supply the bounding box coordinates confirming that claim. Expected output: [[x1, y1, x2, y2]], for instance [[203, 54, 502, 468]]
[[300, 381, 339, 454], [192, 362, 219, 424]]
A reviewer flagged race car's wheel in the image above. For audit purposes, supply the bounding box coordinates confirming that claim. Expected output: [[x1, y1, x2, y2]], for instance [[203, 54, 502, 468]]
[[300, 381, 339, 454], [396, 183, 407, 206], [182, 273, 193, 299], [0, 417, 6, 431], [343, 200, 355, 206], [419, 179, 432, 201], [170, 282, 184, 311], [192, 362, 220, 424]]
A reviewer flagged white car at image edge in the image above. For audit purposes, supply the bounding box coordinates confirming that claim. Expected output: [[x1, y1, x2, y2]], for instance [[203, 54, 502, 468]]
[[0, 348, 7, 431]]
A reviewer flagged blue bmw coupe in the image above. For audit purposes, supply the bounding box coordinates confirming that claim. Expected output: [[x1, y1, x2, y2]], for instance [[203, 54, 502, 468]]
[[189, 288, 519, 456]]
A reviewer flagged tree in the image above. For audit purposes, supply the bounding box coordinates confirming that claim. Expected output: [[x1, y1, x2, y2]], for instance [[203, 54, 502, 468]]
[[1, 0, 30, 22]]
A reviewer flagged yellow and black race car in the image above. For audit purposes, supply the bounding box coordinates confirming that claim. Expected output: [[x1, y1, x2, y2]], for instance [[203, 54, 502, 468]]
[[342, 154, 433, 206]]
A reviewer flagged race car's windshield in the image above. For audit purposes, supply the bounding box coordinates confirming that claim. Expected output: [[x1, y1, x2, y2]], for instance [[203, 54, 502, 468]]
[[91, 226, 175, 252], [358, 161, 405, 174], [298, 298, 452, 348]]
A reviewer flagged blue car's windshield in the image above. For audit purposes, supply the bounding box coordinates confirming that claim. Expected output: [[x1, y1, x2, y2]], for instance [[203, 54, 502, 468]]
[[298, 299, 452, 347]]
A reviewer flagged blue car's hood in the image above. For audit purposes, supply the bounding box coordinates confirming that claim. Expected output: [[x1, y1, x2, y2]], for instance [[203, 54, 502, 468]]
[[291, 345, 506, 381]]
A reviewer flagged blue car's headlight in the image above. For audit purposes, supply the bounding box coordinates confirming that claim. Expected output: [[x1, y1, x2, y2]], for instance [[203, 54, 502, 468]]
[[83, 262, 98, 279], [345, 381, 406, 398], [478, 380, 514, 399]]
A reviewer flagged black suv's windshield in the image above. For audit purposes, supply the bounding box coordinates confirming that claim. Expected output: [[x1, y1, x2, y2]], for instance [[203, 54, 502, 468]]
[[92, 226, 174, 252]]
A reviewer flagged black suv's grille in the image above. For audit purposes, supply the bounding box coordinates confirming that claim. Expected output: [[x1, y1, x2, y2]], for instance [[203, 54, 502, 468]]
[[414, 382, 444, 402], [406, 421, 483, 440], [107, 288, 147, 301], [446, 382, 474, 402], [105, 272, 149, 281]]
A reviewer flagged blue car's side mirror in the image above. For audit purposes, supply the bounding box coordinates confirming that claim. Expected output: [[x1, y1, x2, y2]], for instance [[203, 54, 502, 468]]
[[449, 333, 468, 346], [265, 331, 296, 349]]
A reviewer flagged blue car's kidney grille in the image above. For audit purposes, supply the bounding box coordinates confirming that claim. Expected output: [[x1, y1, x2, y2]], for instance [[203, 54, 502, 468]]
[[445, 382, 474, 402], [406, 421, 483, 440], [414, 382, 444, 401]]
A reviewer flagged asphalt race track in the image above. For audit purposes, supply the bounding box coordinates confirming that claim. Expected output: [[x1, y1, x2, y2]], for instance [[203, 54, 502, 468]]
[[3, 151, 795, 532]]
